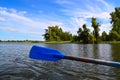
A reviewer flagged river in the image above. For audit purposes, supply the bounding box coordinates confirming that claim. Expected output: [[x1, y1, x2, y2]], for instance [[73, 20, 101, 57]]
[[0, 42, 120, 80]]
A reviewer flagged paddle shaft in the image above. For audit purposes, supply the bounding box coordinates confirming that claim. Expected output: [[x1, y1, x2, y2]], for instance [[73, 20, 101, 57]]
[[64, 56, 120, 67]]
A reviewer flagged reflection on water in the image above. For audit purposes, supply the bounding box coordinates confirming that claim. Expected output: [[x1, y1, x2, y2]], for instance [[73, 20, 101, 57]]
[[111, 44, 120, 80], [0, 42, 119, 80], [112, 44, 120, 62]]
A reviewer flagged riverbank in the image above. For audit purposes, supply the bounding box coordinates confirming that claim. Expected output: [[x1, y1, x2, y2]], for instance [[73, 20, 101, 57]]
[[0, 40, 71, 44], [42, 41, 71, 44], [101, 41, 120, 44], [1, 40, 120, 44]]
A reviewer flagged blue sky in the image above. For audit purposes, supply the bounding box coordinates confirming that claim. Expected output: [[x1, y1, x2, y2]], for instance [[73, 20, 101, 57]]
[[0, 0, 120, 41]]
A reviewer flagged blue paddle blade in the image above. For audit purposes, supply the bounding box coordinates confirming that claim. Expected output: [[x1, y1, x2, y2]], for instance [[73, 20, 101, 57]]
[[29, 45, 65, 61]]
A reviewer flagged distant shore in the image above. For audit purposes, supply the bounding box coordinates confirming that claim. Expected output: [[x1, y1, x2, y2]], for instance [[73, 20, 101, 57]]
[[1, 40, 120, 44], [0, 40, 71, 44], [101, 41, 120, 44]]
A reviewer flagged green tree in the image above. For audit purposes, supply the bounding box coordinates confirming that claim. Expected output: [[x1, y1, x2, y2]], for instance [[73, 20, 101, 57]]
[[110, 7, 120, 34], [43, 26, 72, 41], [109, 30, 120, 41], [72, 35, 78, 42], [102, 31, 107, 41], [88, 33, 96, 43], [82, 24, 90, 43], [77, 27, 83, 42], [109, 7, 120, 41], [44, 29, 49, 41], [77, 24, 90, 43], [61, 32, 72, 41], [91, 17, 100, 43]]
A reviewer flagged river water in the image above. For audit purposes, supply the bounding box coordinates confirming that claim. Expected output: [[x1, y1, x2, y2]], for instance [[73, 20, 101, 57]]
[[0, 42, 120, 80]]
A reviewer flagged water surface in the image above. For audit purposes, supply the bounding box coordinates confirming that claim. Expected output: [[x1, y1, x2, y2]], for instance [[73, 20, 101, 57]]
[[0, 42, 120, 80]]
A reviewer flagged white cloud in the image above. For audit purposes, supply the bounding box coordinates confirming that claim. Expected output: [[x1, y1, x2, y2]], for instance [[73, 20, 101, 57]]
[[47, 21, 63, 26], [97, 0, 113, 10], [0, 7, 63, 37], [0, 8, 38, 27], [55, 0, 74, 5], [70, 17, 87, 28], [57, 0, 114, 35], [0, 27, 16, 32], [100, 23, 111, 34], [0, 17, 6, 21], [0, 26, 43, 36], [71, 11, 110, 20]]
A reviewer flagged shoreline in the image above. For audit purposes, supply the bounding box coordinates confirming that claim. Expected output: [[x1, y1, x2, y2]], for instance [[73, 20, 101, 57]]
[[1, 40, 120, 44]]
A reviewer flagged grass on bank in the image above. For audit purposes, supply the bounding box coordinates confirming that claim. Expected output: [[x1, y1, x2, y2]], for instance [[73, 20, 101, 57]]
[[101, 41, 120, 44], [42, 41, 71, 44]]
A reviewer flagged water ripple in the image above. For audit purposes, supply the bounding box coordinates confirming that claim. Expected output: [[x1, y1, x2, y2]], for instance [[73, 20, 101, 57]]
[[0, 42, 119, 80]]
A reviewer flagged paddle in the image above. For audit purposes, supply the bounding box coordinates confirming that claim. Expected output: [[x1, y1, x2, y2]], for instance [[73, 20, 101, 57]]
[[29, 45, 120, 67]]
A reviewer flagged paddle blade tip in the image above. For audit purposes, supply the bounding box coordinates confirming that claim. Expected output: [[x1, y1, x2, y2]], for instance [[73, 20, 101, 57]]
[[29, 45, 65, 62]]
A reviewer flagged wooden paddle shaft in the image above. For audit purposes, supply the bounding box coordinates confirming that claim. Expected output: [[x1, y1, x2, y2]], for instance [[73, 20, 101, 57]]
[[64, 56, 120, 67]]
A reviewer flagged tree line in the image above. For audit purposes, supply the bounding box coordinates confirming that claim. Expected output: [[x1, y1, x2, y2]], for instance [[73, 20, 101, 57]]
[[43, 7, 120, 43], [43, 26, 72, 41]]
